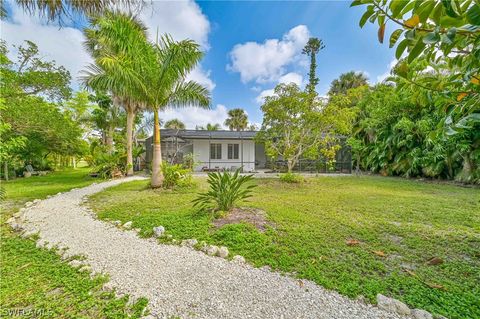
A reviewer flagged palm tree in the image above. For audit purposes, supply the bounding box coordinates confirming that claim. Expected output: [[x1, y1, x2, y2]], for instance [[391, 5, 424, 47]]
[[11, 0, 140, 21], [302, 37, 325, 96], [164, 118, 186, 130], [138, 36, 210, 187], [224, 108, 248, 131], [82, 12, 147, 176], [197, 123, 220, 131], [328, 71, 369, 95]]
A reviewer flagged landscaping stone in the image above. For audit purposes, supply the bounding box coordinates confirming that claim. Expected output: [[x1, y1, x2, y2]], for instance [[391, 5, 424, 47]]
[[123, 221, 132, 229], [33, 199, 41, 204], [218, 246, 229, 258], [411, 309, 433, 319], [377, 294, 411, 316], [206, 245, 219, 256], [232, 255, 246, 264], [153, 226, 165, 238], [181, 238, 198, 248], [113, 220, 122, 226], [68, 260, 84, 268], [25, 201, 33, 207]]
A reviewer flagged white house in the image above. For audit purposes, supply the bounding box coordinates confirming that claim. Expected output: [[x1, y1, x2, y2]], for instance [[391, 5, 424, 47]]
[[143, 129, 351, 173], [144, 130, 263, 172]]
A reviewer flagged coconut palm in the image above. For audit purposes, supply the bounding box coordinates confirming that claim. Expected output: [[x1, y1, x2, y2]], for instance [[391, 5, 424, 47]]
[[12, 0, 140, 21], [82, 12, 148, 175], [224, 108, 248, 131], [139, 36, 210, 187], [164, 118, 186, 130], [328, 71, 369, 96]]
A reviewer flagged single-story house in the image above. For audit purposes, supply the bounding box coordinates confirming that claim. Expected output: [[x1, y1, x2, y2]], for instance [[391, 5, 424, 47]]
[[143, 129, 351, 173]]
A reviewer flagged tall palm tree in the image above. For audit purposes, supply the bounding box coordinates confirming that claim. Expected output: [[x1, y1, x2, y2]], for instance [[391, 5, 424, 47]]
[[224, 108, 248, 131], [138, 36, 210, 187], [328, 71, 369, 96], [302, 37, 325, 96], [164, 118, 186, 130], [82, 12, 147, 176]]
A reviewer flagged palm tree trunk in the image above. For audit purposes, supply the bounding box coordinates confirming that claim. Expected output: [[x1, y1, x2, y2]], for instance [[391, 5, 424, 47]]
[[3, 161, 9, 181], [151, 110, 164, 188], [126, 107, 135, 176], [106, 125, 114, 154]]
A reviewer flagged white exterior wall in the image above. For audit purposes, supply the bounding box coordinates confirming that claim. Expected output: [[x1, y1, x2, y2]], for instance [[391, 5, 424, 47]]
[[192, 139, 255, 172]]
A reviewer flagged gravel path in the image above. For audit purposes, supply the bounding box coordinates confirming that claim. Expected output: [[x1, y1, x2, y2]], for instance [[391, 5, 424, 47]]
[[16, 178, 407, 319]]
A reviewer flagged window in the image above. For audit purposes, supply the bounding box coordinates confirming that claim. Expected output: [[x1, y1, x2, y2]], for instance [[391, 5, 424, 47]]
[[228, 144, 239, 159], [210, 143, 222, 159]]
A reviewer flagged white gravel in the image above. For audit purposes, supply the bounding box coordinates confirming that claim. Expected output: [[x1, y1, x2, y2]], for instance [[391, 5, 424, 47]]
[[17, 177, 407, 319]]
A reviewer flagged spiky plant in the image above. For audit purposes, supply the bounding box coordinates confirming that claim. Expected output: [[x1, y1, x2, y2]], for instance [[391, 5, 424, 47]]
[[192, 169, 256, 212]]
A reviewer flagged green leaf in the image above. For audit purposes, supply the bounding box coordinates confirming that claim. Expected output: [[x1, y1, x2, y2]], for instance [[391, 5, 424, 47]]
[[390, 0, 410, 17], [408, 38, 426, 63], [350, 0, 363, 7], [442, 0, 460, 17], [446, 27, 457, 41], [396, 39, 409, 59], [395, 61, 409, 77], [359, 8, 375, 28], [389, 29, 403, 48], [418, 0, 436, 23], [423, 32, 440, 44], [440, 34, 453, 45], [467, 5, 480, 25]]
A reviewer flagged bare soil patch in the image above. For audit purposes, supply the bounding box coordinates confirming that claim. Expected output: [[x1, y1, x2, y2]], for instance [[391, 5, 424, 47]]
[[212, 207, 274, 232]]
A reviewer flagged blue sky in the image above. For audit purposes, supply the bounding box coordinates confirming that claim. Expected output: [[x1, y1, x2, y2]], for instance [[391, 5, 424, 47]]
[[2, 0, 395, 128]]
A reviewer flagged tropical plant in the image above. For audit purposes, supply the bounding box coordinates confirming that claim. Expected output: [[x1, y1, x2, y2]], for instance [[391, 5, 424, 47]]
[[192, 169, 256, 212], [197, 123, 220, 131], [328, 71, 368, 95], [224, 108, 248, 131], [92, 151, 126, 179], [82, 11, 148, 176], [352, 0, 480, 129], [279, 172, 304, 183], [164, 118, 186, 130], [160, 162, 193, 189], [302, 37, 325, 96], [10, 0, 139, 22]]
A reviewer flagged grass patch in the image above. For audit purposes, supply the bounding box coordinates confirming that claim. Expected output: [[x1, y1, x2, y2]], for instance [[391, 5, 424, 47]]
[[89, 176, 480, 319], [1, 169, 147, 318]]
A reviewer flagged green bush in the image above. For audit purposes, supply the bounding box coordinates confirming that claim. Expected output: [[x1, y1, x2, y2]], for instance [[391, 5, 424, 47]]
[[279, 172, 304, 183], [161, 162, 193, 189], [192, 169, 256, 212], [92, 152, 126, 179]]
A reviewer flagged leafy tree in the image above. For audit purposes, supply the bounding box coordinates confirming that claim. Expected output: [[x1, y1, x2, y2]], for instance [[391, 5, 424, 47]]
[[352, 0, 479, 129], [1, 40, 71, 101], [328, 71, 368, 95], [164, 118, 186, 130], [224, 108, 248, 131], [257, 83, 355, 173], [302, 37, 325, 96]]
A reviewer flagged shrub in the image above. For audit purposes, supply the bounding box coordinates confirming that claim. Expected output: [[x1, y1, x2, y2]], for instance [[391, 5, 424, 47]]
[[279, 172, 304, 183], [161, 162, 193, 189], [92, 152, 126, 179], [192, 169, 256, 212]]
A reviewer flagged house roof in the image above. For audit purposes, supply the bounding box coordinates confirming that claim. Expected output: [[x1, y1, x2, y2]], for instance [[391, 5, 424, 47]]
[[154, 129, 258, 140]]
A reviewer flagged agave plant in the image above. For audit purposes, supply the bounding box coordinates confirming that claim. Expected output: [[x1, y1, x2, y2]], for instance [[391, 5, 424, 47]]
[[193, 169, 256, 212]]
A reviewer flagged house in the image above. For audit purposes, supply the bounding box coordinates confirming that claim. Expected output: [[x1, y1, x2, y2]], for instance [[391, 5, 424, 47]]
[[144, 129, 351, 173]]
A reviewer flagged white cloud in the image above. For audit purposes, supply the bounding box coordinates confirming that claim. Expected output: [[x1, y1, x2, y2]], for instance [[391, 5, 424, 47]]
[[186, 65, 216, 91], [159, 104, 229, 129], [255, 72, 304, 104], [2, 0, 214, 91], [228, 25, 310, 83]]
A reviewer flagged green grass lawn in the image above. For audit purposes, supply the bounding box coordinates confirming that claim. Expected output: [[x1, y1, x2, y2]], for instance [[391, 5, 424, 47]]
[[89, 176, 480, 319], [1, 169, 147, 318]]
